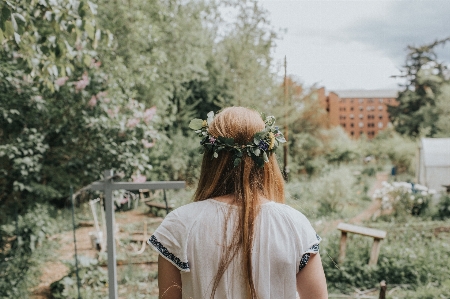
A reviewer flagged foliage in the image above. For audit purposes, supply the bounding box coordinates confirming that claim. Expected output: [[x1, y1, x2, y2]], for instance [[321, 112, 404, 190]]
[[94, 0, 279, 182], [389, 37, 450, 137], [322, 221, 450, 293], [286, 167, 360, 217], [50, 256, 108, 299], [436, 192, 450, 219], [357, 128, 416, 174], [0, 0, 158, 218], [373, 181, 434, 218], [435, 82, 450, 137], [0, 204, 65, 298]]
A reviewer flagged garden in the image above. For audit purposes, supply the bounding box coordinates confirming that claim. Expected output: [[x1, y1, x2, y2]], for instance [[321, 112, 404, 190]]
[[1, 0, 450, 298]]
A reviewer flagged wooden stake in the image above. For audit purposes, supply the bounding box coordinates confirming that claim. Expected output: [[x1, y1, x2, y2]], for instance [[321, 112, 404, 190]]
[[338, 231, 347, 264], [379, 280, 387, 299], [369, 238, 382, 266]]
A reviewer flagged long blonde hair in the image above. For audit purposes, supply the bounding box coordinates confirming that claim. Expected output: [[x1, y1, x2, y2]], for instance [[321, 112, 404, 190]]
[[193, 107, 285, 299]]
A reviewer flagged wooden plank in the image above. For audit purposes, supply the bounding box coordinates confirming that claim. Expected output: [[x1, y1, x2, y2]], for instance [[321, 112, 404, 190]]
[[337, 223, 386, 239], [145, 201, 174, 210], [339, 231, 348, 264], [369, 238, 382, 265], [91, 181, 185, 191]]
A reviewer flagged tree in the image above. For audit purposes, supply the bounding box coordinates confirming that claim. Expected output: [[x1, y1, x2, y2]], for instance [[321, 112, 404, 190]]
[[389, 38, 450, 137], [0, 0, 157, 215]]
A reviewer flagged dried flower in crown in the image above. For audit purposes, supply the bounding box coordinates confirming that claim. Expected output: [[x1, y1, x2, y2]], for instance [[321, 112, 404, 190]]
[[189, 111, 286, 167]]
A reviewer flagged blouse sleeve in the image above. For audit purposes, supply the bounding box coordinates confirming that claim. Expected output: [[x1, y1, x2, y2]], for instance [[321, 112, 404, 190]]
[[292, 210, 322, 271], [147, 209, 190, 272]]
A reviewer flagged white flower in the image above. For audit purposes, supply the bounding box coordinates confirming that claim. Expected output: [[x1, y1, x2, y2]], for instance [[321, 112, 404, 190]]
[[421, 191, 427, 196], [207, 111, 215, 126], [417, 198, 423, 204], [414, 184, 428, 191], [410, 195, 415, 201]]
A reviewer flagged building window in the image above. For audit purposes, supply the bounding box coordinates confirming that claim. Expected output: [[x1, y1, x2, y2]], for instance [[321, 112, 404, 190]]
[[379, 115, 383, 120], [351, 123, 354, 127], [350, 114, 354, 119], [350, 107, 354, 111], [351, 131, 354, 136], [359, 114, 363, 119], [379, 99, 383, 103], [359, 106, 363, 111], [378, 122, 383, 128], [359, 122, 364, 128], [378, 105, 383, 111], [350, 99, 354, 103], [359, 98, 364, 103], [360, 131, 363, 135], [368, 99, 374, 103], [342, 124, 346, 128]]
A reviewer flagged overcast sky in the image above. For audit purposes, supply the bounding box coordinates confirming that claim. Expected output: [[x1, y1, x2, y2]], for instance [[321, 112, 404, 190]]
[[257, 0, 450, 91]]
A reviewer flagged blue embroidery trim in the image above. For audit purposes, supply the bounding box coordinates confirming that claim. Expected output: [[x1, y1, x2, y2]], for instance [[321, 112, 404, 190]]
[[148, 235, 190, 270], [299, 234, 321, 271]]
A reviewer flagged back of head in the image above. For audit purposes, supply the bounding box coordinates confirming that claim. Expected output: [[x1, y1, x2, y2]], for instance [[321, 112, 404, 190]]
[[194, 106, 285, 203], [193, 106, 285, 299]]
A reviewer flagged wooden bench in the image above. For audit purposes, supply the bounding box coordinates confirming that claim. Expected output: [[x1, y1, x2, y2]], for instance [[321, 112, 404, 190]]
[[337, 223, 387, 266], [139, 189, 174, 215]]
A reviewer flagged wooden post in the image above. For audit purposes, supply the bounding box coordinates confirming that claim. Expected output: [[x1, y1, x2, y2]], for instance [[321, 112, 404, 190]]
[[369, 238, 382, 265], [283, 56, 289, 181], [338, 231, 347, 264], [379, 280, 387, 299], [104, 170, 118, 299]]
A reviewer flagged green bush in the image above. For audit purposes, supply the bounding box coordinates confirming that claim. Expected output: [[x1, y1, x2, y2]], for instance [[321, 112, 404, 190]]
[[50, 256, 108, 299], [436, 192, 450, 219], [0, 204, 65, 298], [390, 279, 450, 299], [312, 168, 356, 216]]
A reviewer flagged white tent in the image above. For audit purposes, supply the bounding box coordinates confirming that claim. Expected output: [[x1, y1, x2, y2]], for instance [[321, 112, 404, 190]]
[[417, 138, 450, 192]]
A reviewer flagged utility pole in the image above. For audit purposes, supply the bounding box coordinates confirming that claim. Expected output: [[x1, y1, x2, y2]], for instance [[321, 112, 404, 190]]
[[283, 56, 289, 181]]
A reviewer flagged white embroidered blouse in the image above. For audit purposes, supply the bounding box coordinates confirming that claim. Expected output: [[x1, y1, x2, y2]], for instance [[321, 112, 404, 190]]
[[148, 199, 321, 299]]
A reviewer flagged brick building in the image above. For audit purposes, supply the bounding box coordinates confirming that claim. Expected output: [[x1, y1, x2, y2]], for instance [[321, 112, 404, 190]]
[[318, 89, 398, 139]]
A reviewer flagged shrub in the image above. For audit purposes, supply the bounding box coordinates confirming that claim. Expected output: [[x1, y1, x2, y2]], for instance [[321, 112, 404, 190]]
[[312, 168, 356, 216], [436, 192, 450, 219], [373, 182, 434, 218], [0, 204, 64, 298], [50, 256, 108, 299]]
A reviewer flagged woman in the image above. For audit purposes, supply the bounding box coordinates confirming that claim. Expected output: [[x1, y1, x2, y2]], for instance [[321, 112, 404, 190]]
[[148, 107, 328, 299]]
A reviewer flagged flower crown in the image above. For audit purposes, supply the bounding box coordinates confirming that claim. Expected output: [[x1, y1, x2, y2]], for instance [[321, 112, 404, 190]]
[[189, 111, 286, 167]]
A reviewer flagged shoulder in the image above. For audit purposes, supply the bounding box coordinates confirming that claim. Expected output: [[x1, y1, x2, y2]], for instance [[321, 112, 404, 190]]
[[266, 202, 312, 225], [164, 200, 210, 226]]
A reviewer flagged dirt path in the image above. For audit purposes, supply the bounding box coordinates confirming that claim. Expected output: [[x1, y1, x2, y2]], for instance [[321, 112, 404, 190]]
[[349, 172, 388, 224], [316, 172, 389, 235], [31, 209, 161, 299]]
